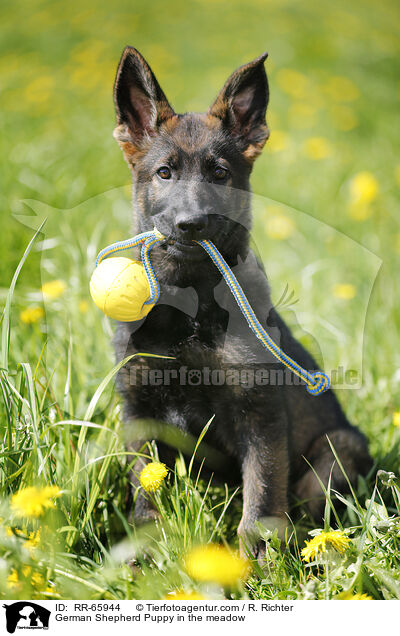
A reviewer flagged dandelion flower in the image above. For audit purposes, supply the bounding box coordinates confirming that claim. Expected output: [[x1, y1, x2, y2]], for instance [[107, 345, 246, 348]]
[[349, 172, 379, 205], [8, 566, 46, 590], [266, 214, 295, 240], [78, 300, 89, 314], [164, 591, 207, 600], [5, 527, 40, 553], [348, 203, 372, 221], [333, 284, 356, 300], [11, 485, 61, 518], [392, 412, 400, 428], [267, 130, 289, 153], [303, 137, 333, 160], [301, 530, 350, 562], [41, 280, 66, 300], [25, 76, 55, 104], [276, 68, 309, 99], [20, 306, 45, 324], [7, 570, 21, 590], [24, 530, 41, 554], [184, 544, 249, 586], [341, 592, 372, 600], [139, 462, 168, 492], [26, 567, 46, 588], [347, 172, 379, 221]]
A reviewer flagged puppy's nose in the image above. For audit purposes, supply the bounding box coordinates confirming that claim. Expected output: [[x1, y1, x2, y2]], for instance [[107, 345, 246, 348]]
[[175, 212, 208, 241]]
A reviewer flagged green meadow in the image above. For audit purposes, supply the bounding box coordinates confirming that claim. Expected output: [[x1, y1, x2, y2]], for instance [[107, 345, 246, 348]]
[[1, 0, 400, 600]]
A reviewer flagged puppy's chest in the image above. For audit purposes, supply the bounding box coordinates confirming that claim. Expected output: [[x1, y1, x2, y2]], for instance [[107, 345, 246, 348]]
[[135, 321, 232, 379], [133, 306, 251, 370], [124, 308, 256, 420], [131, 337, 253, 443]]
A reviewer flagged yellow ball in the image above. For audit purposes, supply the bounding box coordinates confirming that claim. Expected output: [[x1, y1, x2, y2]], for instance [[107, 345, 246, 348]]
[[89, 257, 154, 321]]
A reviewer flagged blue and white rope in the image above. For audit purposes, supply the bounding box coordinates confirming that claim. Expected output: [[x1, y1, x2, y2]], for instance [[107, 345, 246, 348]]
[[96, 229, 330, 396]]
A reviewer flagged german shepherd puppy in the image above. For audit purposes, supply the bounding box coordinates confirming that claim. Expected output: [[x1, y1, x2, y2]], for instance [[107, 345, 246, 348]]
[[112, 47, 371, 556]]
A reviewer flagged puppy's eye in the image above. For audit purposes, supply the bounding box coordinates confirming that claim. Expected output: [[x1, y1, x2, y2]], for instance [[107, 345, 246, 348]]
[[157, 166, 172, 180], [214, 166, 228, 180]]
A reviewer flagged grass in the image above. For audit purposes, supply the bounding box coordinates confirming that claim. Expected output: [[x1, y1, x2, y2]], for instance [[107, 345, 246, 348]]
[[1, 0, 400, 600]]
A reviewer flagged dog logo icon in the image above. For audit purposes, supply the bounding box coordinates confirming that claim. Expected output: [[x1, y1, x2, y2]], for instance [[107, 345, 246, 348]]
[[3, 602, 50, 634]]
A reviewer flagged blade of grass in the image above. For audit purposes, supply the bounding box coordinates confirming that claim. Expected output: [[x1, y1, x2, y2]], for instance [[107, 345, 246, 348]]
[[1, 220, 46, 371]]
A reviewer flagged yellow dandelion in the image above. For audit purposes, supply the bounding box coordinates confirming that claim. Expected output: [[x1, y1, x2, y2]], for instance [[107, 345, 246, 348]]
[[139, 462, 168, 493], [333, 283, 357, 300], [303, 137, 333, 160], [30, 570, 46, 588], [8, 566, 47, 590], [164, 591, 207, 600], [323, 76, 360, 102], [348, 202, 373, 221], [301, 530, 350, 562], [41, 280, 66, 300], [276, 68, 309, 99], [267, 130, 289, 153], [8, 565, 55, 597], [349, 172, 379, 205], [184, 544, 249, 587], [7, 570, 21, 590], [392, 412, 400, 428], [339, 591, 373, 600], [20, 306, 45, 324], [25, 76, 55, 104], [11, 485, 61, 518], [24, 530, 41, 554], [266, 215, 295, 240], [78, 300, 89, 314], [5, 527, 41, 553], [347, 172, 379, 221]]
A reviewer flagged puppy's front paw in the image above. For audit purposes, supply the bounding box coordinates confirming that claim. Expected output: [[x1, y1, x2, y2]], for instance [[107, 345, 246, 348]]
[[238, 517, 262, 562], [238, 515, 287, 568]]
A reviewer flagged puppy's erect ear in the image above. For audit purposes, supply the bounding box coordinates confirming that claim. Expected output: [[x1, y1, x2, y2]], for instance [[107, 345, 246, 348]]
[[208, 53, 269, 162], [113, 47, 174, 162]]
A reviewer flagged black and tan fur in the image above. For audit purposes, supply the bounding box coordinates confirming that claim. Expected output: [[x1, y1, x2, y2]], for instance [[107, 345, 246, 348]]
[[111, 47, 372, 557]]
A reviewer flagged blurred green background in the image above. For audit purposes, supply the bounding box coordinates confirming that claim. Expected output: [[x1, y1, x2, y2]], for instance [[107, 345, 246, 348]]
[[1, 0, 400, 436]]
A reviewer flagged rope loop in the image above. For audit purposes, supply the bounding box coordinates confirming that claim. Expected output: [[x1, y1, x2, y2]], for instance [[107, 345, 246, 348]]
[[306, 371, 331, 396]]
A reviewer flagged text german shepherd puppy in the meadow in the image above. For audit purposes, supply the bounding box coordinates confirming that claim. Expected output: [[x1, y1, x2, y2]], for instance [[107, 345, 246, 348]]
[[112, 46, 371, 556]]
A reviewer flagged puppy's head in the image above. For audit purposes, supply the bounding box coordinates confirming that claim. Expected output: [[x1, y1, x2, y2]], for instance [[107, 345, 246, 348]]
[[113, 47, 269, 270]]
